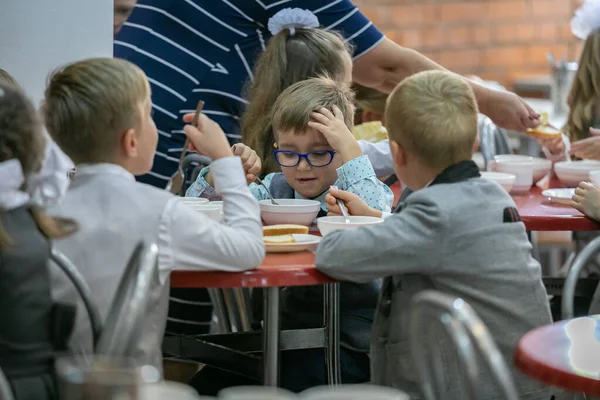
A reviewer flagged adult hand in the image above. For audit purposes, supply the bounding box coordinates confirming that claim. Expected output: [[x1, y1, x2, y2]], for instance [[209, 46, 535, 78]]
[[183, 113, 233, 161], [231, 143, 261, 183], [325, 188, 382, 218], [482, 90, 540, 132], [570, 128, 600, 160]]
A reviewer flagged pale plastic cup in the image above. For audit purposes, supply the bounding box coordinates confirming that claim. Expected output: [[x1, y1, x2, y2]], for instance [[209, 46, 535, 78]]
[[492, 159, 533, 195], [218, 386, 297, 399], [299, 384, 409, 400], [55, 355, 159, 400], [139, 381, 213, 399]]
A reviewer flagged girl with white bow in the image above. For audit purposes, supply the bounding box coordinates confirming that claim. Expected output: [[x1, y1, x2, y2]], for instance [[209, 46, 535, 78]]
[[0, 82, 76, 400]]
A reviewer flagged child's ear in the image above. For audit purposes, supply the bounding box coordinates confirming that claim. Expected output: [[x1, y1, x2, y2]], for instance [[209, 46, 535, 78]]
[[121, 128, 138, 158], [389, 140, 406, 167], [473, 133, 480, 152]]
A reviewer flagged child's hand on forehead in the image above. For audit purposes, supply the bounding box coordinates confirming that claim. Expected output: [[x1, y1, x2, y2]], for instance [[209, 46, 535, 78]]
[[308, 105, 362, 163], [232, 143, 261, 183]]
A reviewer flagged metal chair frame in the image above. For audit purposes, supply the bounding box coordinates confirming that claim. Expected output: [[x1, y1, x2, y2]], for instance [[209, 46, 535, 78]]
[[409, 290, 519, 400]]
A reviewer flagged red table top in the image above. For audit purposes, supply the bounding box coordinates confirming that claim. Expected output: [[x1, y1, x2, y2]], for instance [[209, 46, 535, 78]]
[[515, 316, 600, 396], [171, 250, 335, 289], [390, 180, 600, 231], [512, 180, 600, 231]]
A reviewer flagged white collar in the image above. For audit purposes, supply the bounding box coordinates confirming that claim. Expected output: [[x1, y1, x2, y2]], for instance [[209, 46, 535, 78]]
[[74, 163, 135, 182]]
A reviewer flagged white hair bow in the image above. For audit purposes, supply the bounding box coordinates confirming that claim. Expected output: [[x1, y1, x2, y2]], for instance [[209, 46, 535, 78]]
[[268, 8, 320, 37], [0, 159, 30, 211], [571, 0, 600, 40], [26, 134, 74, 209]]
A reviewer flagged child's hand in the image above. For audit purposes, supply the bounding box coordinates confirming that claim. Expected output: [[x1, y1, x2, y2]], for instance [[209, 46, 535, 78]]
[[572, 181, 600, 221], [326, 188, 382, 218], [183, 113, 233, 160], [570, 128, 600, 160], [232, 143, 261, 183], [537, 136, 565, 156], [308, 106, 362, 163]]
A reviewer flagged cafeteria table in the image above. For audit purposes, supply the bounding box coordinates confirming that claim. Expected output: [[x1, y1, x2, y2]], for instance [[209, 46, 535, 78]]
[[515, 315, 600, 396], [166, 251, 340, 387]]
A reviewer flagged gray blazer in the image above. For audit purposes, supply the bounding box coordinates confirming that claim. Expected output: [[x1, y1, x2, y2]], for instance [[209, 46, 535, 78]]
[[316, 177, 553, 399]]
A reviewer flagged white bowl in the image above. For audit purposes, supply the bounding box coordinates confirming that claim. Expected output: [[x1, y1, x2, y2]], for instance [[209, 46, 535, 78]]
[[590, 170, 600, 187], [492, 155, 551, 182], [492, 159, 533, 195], [185, 204, 222, 222], [555, 160, 600, 188], [480, 172, 516, 193], [259, 199, 321, 226], [317, 216, 384, 237], [181, 197, 210, 204]]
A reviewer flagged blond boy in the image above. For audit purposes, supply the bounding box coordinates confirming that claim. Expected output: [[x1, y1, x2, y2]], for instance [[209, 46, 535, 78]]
[[44, 58, 264, 372], [317, 70, 554, 399]]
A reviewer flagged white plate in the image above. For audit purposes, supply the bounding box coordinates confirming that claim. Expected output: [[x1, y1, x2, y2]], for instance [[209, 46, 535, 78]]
[[542, 188, 576, 206], [265, 234, 321, 253]]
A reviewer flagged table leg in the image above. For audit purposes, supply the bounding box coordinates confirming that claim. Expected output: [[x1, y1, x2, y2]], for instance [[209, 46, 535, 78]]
[[263, 287, 280, 386], [325, 283, 341, 385], [208, 288, 232, 333]]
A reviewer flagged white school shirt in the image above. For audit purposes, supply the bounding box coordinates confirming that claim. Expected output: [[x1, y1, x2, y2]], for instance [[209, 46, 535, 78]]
[[50, 157, 264, 371]]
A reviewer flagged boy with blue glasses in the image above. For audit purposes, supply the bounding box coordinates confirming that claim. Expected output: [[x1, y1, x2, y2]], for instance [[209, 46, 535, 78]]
[[187, 76, 392, 215], [186, 76, 393, 390]]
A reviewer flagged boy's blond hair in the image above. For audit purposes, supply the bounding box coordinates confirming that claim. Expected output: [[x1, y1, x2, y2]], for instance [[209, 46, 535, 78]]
[[385, 70, 478, 170], [272, 76, 355, 139], [352, 83, 387, 116], [42, 58, 149, 164]]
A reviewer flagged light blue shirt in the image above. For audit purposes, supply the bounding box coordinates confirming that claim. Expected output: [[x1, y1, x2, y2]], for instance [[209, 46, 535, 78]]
[[186, 155, 393, 213]]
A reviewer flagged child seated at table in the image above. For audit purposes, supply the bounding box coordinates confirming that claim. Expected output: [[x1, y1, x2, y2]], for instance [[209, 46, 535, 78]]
[[186, 76, 393, 390], [317, 70, 555, 400], [44, 58, 265, 373], [0, 82, 77, 400]]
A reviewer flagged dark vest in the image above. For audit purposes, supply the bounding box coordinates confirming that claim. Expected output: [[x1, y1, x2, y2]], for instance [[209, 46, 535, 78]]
[[258, 174, 381, 352], [0, 206, 74, 399]]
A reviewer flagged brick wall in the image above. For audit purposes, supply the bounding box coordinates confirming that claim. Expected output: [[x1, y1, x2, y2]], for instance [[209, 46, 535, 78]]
[[353, 0, 581, 89]]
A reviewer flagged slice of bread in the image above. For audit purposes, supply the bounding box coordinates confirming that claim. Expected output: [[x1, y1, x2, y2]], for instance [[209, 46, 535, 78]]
[[526, 112, 561, 139], [263, 224, 308, 236], [264, 234, 295, 244], [526, 125, 561, 140]]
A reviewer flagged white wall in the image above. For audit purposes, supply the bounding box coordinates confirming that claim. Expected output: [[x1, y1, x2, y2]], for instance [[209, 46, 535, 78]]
[[0, 0, 113, 106]]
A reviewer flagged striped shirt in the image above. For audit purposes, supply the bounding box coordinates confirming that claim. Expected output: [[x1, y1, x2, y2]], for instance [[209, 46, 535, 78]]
[[114, 0, 385, 188]]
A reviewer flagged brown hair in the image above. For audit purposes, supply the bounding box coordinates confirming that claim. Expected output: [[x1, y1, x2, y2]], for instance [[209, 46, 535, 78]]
[[564, 29, 600, 142], [0, 69, 18, 87], [0, 83, 76, 250], [242, 28, 353, 176], [352, 83, 388, 117], [385, 70, 478, 170], [272, 76, 355, 137], [42, 57, 149, 164]]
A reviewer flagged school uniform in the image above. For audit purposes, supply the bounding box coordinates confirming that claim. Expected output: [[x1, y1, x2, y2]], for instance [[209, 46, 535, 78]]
[[48, 159, 264, 373], [316, 160, 555, 400], [0, 206, 75, 400], [187, 154, 393, 390]]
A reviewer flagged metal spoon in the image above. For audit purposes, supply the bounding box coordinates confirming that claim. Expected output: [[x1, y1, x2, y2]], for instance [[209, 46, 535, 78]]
[[165, 100, 204, 194], [330, 185, 350, 223], [255, 177, 279, 205]]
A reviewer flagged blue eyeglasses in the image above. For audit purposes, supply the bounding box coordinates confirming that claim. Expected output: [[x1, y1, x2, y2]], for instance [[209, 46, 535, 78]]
[[274, 150, 336, 168]]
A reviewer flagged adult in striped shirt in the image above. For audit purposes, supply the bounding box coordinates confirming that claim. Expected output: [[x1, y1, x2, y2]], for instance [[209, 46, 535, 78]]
[[114, 0, 540, 189]]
